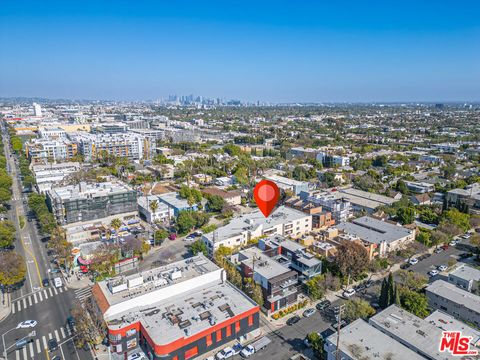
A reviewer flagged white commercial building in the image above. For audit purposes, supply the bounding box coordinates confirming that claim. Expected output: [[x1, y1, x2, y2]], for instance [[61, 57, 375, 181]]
[[137, 195, 173, 224]]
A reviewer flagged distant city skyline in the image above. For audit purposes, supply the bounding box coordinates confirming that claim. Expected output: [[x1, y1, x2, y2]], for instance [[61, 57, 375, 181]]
[[1, 1, 479, 102]]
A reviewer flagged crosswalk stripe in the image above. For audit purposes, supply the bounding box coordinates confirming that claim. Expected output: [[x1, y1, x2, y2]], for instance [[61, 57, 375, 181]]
[[12, 303, 15, 314], [15, 349, 20, 360], [29, 342, 34, 357], [38, 291, 43, 301], [58, 287, 63, 293], [36, 339, 41, 353], [42, 336, 47, 350], [22, 298, 27, 309], [53, 287, 58, 295], [48, 287, 53, 296], [16, 301, 21, 312], [33, 292, 38, 304], [28, 296, 32, 306], [54, 330, 60, 342], [43, 289, 49, 299], [60, 327, 66, 338], [22, 346, 27, 359], [48, 332, 53, 340]]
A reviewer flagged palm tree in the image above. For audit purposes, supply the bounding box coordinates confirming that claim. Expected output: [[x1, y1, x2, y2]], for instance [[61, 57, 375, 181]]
[[149, 200, 159, 222], [110, 218, 122, 241]]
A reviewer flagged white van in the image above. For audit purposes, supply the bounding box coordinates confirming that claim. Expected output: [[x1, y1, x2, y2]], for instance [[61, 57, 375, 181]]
[[53, 277, 62, 288]]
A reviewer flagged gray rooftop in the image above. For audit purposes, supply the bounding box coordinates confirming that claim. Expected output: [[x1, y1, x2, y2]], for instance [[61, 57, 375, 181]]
[[231, 247, 292, 280], [426, 280, 480, 314], [336, 216, 413, 245], [449, 264, 480, 282], [158, 192, 193, 209], [48, 181, 134, 201], [425, 310, 480, 347], [326, 319, 424, 360], [339, 187, 399, 206], [370, 305, 460, 360]]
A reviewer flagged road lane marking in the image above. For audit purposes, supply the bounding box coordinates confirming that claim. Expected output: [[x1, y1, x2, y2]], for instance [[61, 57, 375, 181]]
[[43, 289, 49, 299], [36, 339, 41, 353], [38, 291, 43, 301], [53, 287, 58, 295], [29, 341, 34, 357], [12, 302, 15, 313], [17, 301, 21, 312], [60, 327, 66, 338], [42, 336, 47, 349], [48, 332, 53, 340], [22, 347, 27, 359], [48, 287, 53, 296], [54, 330, 60, 342], [17, 209, 43, 290], [22, 298, 27, 309], [33, 292, 38, 303], [58, 287, 63, 293], [15, 350, 20, 360], [28, 296, 32, 306]]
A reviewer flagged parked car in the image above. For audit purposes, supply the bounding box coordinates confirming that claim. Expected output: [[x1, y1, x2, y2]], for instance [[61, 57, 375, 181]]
[[332, 320, 347, 329], [449, 240, 458, 246], [168, 233, 177, 241], [48, 339, 58, 351], [127, 353, 146, 360], [17, 320, 37, 328], [216, 346, 235, 359], [441, 244, 449, 250], [240, 337, 271, 358], [434, 247, 443, 254], [409, 258, 419, 265], [364, 279, 374, 288], [303, 308, 316, 318], [354, 283, 366, 292], [428, 269, 439, 277], [343, 288, 356, 298], [51, 356, 61, 360], [184, 233, 197, 241], [42, 278, 50, 287], [316, 299, 331, 311], [286, 315, 301, 326], [66, 316, 76, 331], [437, 265, 448, 272]]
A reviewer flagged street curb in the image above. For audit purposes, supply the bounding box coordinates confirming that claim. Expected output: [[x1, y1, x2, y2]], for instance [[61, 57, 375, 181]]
[[0, 293, 12, 323]]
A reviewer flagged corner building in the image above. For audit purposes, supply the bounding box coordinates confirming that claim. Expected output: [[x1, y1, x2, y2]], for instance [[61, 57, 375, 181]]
[[92, 255, 260, 360]]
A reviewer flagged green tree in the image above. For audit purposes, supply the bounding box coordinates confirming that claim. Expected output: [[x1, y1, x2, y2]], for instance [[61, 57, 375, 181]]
[[0, 251, 26, 287], [396, 179, 409, 194], [176, 211, 196, 234], [396, 207, 415, 225], [0, 188, 12, 204], [154, 229, 168, 246], [305, 275, 325, 300], [190, 240, 208, 256], [149, 200, 159, 215], [206, 195, 225, 212], [110, 218, 122, 238], [0, 220, 16, 248], [399, 288, 429, 318], [307, 332, 326, 360], [441, 208, 470, 232], [343, 299, 376, 322]]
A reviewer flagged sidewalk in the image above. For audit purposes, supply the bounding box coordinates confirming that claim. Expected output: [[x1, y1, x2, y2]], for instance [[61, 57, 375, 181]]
[[0, 292, 11, 322], [64, 271, 94, 290]]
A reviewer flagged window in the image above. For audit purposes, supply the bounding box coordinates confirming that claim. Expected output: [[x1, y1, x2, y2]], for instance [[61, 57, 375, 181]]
[[248, 315, 254, 326], [235, 321, 241, 332], [206, 334, 213, 346], [226, 325, 232, 337], [185, 347, 198, 360], [216, 330, 222, 342]]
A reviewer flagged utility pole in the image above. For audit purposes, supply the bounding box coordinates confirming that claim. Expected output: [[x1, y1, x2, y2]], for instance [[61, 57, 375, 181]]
[[335, 304, 345, 360]]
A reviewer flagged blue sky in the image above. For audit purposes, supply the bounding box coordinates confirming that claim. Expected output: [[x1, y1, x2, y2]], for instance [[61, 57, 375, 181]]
[[1, 1, 479, 102]]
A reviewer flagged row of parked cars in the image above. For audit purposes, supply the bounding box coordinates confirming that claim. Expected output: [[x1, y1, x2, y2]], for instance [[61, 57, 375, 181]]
[[212, 336, 271, 359]]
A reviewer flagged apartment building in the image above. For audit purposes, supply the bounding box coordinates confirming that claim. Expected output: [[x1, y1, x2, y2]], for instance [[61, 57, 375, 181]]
[[263, 174, 309, 195], [46, 181, 137, 225], [201, 206, 312, 254], [426, 280, 480, 328], [31, 162, 81, 193], [230, 247, 298, 313], [447, 264, 480, 292], [300, 191, 351, 222], [69, 132, 155, 161], [445, 183, 480, 214], [336, 216, 415, 257], [25, 138, 78, 163], [137, 195, 173, 224]]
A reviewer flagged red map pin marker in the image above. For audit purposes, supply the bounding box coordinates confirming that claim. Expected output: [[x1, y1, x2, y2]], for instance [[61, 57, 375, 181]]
[[254, 180, 280, 218]]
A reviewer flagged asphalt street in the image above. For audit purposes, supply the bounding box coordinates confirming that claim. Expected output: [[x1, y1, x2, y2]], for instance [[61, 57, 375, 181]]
[[1, 128, 94, 360]]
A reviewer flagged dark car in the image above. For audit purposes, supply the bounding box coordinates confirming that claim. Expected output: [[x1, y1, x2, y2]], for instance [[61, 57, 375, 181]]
[[51, 356, 61, 360], [364, 279, 374, 288], [42, 278, 49, 287], [320, 328, 336, 341], [332, 320, 347, 329], [48, 338, 58, 351], [316, 299, 331, 311], [286, 315, 301, 326], [67, 316, 75, 331], [355, 283, 366, 292]]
